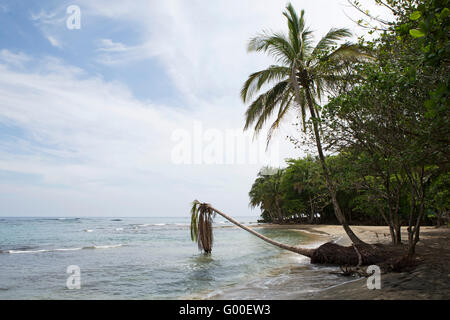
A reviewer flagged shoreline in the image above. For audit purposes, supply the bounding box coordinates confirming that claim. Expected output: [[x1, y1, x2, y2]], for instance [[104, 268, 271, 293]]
[[215, 223, 450, 300], [288, 224, 450, 300], [310, 225, 450, 300]]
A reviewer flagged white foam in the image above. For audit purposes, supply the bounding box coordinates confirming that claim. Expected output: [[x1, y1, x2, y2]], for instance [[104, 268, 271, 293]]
[[89, 244, 123, 249], [6, 244, 122, 254], [8, 249, 48, 254], [7, 247, 82, 254]]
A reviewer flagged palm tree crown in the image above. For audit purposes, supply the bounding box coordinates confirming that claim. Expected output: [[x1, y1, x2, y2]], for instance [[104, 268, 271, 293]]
[[241, 3, 366, 144]]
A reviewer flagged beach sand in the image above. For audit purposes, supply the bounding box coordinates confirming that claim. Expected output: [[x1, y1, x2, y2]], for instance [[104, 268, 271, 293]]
[[253, 224, 450, 300]]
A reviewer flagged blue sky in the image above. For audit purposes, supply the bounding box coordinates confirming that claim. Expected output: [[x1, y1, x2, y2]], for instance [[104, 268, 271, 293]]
[[0, 0, 179, 104], [0, 0, 387, 217]]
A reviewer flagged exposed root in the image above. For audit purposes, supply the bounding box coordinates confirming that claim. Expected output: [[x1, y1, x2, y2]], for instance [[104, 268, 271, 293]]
[[310, 242, 386, 266], [330, 265, 371, 277]]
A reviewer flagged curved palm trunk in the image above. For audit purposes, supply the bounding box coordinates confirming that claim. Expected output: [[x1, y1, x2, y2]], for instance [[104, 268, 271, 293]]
[[207, 204, 314, 258], [303, 87, 366, 246]]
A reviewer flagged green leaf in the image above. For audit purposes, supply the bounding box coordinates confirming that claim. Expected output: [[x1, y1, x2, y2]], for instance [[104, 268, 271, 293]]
[[422, 44, 431, 53], [409, 29, 425, 38], [410, 11, 422, 20], [439, 8, 450, 19], [424, 100, 433, 111]]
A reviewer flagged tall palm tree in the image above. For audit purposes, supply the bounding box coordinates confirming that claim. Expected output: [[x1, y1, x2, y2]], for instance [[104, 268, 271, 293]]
[[190, 200, 314, 257], [241, 3, 368, 245]]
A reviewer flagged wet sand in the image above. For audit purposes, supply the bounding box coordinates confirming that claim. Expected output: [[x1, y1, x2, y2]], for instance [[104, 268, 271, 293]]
[[255, 224, 450, 300]]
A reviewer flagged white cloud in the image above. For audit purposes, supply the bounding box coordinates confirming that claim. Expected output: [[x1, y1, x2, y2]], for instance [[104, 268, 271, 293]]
[[30, 7, 67, 49], [0, 50, 31, 67], [97, 39, 129, 52], [30, 9, 59, 24], [46, 35, 62, 48], [95, 39, 160, 65]]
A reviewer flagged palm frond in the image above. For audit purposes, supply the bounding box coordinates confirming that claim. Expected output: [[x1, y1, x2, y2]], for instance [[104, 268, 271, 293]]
[[248, 32, 296, 65], [266, 94, 294, 147], [312, 28, 352, 57], [241, 65, 290, 102], [244, 80, 289, 134], [190, 200, 200, 241], [283, 5, 302, 54], [321, 42, 373, 63], [301, 29, 314, 58], [190, 201, 215, 254], [314, 78, 323, 102], [283, 5, 314, 60]]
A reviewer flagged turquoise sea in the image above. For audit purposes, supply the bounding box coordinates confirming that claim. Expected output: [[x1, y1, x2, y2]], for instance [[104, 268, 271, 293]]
[[0, 217, 349, 299]]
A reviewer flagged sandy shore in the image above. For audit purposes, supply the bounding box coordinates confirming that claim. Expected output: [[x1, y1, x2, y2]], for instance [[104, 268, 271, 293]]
[[253, 223, 450, 300]]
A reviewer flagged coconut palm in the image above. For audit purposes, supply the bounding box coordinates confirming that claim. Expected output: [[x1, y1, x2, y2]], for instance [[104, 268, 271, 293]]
[[190, 200, 314, 257], [190, 200, 385, 265], [241, 3, 369, 245]]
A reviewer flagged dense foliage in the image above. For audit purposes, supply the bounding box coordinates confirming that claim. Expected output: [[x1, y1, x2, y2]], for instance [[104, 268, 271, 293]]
[[249, 0, 449, 253]]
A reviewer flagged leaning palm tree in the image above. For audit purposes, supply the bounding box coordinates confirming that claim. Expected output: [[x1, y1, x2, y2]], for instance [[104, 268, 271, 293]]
[[190, 200, 385, 266], [191, 200, 314, 256], [241, 3, 369, 245]]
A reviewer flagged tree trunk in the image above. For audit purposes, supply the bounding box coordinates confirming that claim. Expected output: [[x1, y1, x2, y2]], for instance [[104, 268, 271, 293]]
[[407, 166, 426, 257], [198, 203, 384, 266], [208, 204, 314, 257], [303, 88, 366, 246], [394, 224, 401, 244], [436, 210, 442, 228], [308, 194, 315, 224], [275, 197, 283, 223]]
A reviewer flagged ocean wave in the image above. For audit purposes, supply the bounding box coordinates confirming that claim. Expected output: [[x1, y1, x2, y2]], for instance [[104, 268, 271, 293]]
[[7, 249, 50, 254], [82, 244, 123, 250], [4, 244, 123, 254], [135, 224, 150, 227], [135, 223, 167, 227]]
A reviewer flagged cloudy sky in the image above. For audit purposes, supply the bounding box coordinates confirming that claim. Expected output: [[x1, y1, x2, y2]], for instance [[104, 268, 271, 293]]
[[0, 0, 387, 217]]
